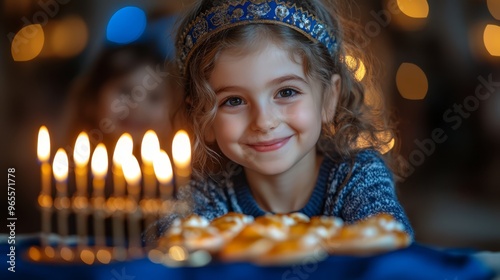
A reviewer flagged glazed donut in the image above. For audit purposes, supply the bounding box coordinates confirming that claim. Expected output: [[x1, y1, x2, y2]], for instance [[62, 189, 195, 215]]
[[272, 212, 310, 225], [210, 212, 254, 241], [253, 215, 289, 240], [325, 213, 411, 255], [219, 224, 274, 261], [309, 216, 343, 239], [158, 212, 411, 262], [255, 233, 326, 265], [182, 226, 225, 252]]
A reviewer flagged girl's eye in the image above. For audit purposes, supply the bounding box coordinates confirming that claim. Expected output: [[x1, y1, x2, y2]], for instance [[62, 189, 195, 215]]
[[222, 97, 245, 107], [277, 88, 298, 98]]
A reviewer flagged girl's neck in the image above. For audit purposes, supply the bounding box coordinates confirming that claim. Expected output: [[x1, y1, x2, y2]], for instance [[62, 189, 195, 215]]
[[244, 150, 323, 214]]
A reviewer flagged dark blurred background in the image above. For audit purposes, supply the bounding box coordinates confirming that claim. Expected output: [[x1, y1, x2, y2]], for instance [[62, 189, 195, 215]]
[[1, 0, 499, 251]]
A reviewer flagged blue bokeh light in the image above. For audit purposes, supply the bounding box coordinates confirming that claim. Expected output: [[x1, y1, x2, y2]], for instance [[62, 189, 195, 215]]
[[106, 6, 147, 44]]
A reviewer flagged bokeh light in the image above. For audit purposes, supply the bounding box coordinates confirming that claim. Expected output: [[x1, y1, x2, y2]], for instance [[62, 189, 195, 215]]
[[50, 16, 88, 58], [107, 6, 147, 44], [483, 24, 500, 57], [11, 24, 45, 62], [345, 55, 367, 81], [396, 63, 428, 100], [397, 0, 429, 18], [487, 0, 500, 20], [385, 0, 427, 31]]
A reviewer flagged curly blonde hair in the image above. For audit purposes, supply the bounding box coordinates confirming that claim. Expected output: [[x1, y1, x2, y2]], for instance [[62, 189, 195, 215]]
[[174, 0, 404, 180]]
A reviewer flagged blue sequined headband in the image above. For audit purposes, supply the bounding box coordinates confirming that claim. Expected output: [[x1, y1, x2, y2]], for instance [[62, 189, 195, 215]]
[[177, 0, 338, 76]]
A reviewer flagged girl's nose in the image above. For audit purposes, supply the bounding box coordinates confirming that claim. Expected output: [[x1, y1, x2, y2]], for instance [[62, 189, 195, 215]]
[[250, 103, 281, 132]]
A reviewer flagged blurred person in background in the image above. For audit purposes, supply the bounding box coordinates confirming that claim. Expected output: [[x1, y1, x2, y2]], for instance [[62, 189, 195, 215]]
[[60, 42, 181, 156]]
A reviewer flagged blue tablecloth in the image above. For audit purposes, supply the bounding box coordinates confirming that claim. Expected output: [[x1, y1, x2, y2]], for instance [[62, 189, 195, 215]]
[[1, 236, 495, 280]]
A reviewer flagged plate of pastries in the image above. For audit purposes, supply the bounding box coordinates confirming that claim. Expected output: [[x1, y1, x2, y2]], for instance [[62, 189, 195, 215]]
[[157, 212, 411, 266]]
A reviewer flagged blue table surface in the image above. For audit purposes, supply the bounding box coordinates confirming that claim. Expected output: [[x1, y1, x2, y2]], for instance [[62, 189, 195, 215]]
[[0, 235, 496, 280]]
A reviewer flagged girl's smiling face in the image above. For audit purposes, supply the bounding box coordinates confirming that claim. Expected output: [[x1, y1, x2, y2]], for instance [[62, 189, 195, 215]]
[[208, 41, 329, 176]]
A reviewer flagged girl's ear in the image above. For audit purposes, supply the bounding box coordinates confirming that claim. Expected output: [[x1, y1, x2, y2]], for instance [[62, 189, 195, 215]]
[[322, 74, 341, 123]]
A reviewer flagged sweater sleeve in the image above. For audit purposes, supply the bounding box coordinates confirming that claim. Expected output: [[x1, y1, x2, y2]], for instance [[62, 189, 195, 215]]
[[332, 151, 414, 239]]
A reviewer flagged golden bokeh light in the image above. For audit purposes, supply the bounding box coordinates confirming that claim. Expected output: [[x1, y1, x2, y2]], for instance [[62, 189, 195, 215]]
[[96, 249, 112, 264], [28, 247, 42, 262], [80, 249, 95, 265], [355, 131, 395, 154], [397, 0, 429, 18], [148, 249, 165, 264], [44, 246, 55, 258], [483, 24, 500, 57], [168, 246, 188, 261], [396, 63, 428, 100], [487, 0, 500, 20], [11, 24, 45, 61], [385, 0, 427, 31], [49, 16, 88, 58], [60, 247, 74, 261], [345, 55, 367, 81]]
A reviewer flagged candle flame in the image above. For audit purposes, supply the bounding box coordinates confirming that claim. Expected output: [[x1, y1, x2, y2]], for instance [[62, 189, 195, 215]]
[[53, 148, 68, 182], [153, 150, 173, 184], [74, 132, 90, 167], [91, 143, 108, 178], [113, 133, 133, 166], [37, 126, 50, 162], [122, 154, 142, 186], [172, 130, 191, 174], [141, 130, 160, 164]]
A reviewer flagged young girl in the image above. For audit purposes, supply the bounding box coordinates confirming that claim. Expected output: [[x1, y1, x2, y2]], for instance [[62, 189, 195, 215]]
[[154, 0, 413, 239]]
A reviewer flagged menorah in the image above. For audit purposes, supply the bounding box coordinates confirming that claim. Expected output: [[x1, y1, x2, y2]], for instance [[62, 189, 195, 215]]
[[29, 126, 192, 264]]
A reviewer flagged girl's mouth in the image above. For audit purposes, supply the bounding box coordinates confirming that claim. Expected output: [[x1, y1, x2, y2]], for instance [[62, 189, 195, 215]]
[[247, 136, 292, 152]]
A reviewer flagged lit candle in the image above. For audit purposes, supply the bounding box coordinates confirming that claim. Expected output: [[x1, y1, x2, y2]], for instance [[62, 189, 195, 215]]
[[172, 130, 192, 190], [113, 133, 133, 197], [141, 130, 160, 198], [53, 148, 70, 254], [37, 126, 52, 248], [74, 132, 90, 195], [152, 150, 174, 233], [153, 150, 173, 201], [91, 143, 108, 248], [38, 126, 51, 194], [111, 133, 132, 260], [73, 132, 90, 249], [122, 154, 142, 257]]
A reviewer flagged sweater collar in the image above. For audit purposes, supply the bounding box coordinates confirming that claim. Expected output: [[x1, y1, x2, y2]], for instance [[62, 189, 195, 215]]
[[233, 156, 334, 217]]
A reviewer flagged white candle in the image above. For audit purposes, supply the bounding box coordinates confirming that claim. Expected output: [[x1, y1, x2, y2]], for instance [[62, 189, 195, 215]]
[[74, 132, 90, 196], [53, 149, 69, 244], [153, 150, 174, 201], [37, 126, 52, 248], [122, 154, 142, 257], [141, 130, 160, 198], [113, 133, 133, 197], [172, 130, 192, 190], [111, 133, 133, 260], [91, 143, 108, 248], [73, 132, 90, 249]]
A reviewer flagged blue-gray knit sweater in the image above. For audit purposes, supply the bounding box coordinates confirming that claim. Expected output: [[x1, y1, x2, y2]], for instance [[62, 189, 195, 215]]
[[149, 149, 413, 241]]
